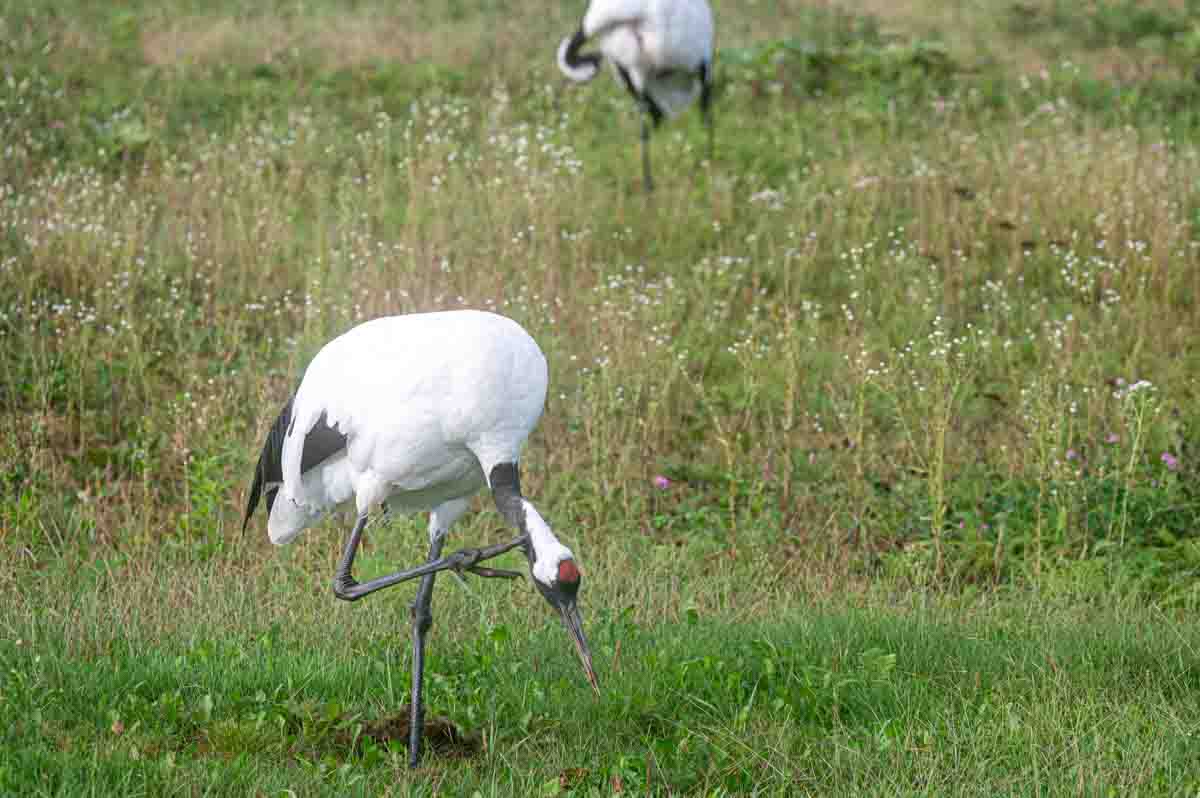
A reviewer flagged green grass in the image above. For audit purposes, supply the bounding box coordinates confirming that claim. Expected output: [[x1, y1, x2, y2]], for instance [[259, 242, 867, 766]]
[[5, 554, 1200, 795], [4, 0, 1200, 793]]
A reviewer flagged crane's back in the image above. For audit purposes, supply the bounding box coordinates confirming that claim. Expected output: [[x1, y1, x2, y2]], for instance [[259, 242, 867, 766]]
[[304, 310, 548, 447], [302, 309, 547, 472], [652, 0, 713, 67], [264, 311, 549, 543]]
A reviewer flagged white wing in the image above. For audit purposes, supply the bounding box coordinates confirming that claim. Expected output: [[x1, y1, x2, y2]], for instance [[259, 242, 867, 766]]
[[582, 0, 651, 37], [653, 0, 714, 68], [279, 311, 547, 513]]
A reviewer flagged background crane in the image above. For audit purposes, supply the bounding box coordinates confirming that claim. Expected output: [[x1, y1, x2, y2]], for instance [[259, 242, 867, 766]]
[[556, 0, 716, 192]]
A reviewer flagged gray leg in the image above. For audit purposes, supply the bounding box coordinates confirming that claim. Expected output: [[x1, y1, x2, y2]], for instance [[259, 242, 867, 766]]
[[703, 99, 714, 163], [332, 513, 370, 599], [408, 534, 445, 768], [330, 500, 525, 768], [641, 113, 654, 193], [699, 62, 714, 162], [333, 515, 523, 602], [407, 498, 472, 769], [613, 65, 658, 194]]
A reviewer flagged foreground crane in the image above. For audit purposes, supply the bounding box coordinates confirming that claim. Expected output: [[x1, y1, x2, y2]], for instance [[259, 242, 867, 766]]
[[242, 309, 599, 768]]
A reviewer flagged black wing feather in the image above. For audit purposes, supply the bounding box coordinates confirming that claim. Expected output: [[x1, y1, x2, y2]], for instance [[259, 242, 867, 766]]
[[243, 400, 349, 534], [300, 411, 348, 474], [243, 395, 294, 533]]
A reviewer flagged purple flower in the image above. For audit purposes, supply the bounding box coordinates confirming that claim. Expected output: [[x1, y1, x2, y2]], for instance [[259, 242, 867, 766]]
[[1161, 452, 1179, 471], [652, 475, 671, 490], [1105, 433, 1119, 444], [1066, 449, 1078, 461]]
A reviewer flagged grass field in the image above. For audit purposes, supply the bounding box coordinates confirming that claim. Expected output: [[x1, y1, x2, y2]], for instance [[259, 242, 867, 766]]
[[4, 0, 1200, 794]]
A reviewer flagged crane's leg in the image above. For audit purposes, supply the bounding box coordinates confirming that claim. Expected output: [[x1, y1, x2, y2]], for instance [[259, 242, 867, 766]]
[[699, 62, 714, 162], [407, 498, 469, 769], [640, 113, 654, 194], [332, 513, 370, 599], [329, 504, 524, 768], [641, 99, 664, 194], [332, 518, 524, 603], [615, 66, 663, 194], [407, 533, 444, 768]]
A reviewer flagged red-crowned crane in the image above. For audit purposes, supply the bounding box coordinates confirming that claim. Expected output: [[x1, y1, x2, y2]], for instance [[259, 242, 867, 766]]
[[242, 309, 599, 769], [557, 0, 715, 192]]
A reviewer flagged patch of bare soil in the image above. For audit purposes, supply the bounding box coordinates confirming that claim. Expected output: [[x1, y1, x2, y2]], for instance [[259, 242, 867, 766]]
[[341, 706, 481, 759]]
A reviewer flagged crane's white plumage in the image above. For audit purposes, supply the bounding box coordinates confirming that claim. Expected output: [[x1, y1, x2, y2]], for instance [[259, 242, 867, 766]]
[[265, 310, 547, 545], [560, 0, 713, 115], [557, 0, 715, 190], [242, 309, 597, 768]]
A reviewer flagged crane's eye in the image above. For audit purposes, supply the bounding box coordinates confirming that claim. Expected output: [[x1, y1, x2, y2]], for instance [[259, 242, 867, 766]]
[[557, 560, 581, 585]]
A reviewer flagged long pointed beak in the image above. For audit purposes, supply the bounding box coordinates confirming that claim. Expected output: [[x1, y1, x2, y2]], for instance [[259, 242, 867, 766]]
[[559, 602, 600, 695]]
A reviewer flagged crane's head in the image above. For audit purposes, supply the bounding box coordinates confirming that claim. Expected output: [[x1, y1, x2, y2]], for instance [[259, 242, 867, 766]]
[[557, 29, 601, 83], [523, 508, 600, 695], [531, 554, 599, 694], [532, 554, 597, 691]]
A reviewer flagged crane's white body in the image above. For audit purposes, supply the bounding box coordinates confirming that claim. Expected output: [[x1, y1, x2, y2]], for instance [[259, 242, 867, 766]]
[[265, 311, 567, 580], [244, 310, 596, 768], [557, 0, 714, 118]]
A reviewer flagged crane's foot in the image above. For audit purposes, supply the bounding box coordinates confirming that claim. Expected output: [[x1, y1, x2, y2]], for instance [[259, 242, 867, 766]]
[[442, 544, 523, 575], [331, 534, 529, 603], [332, 574, 362, 601], [466, 565, 523, 579]]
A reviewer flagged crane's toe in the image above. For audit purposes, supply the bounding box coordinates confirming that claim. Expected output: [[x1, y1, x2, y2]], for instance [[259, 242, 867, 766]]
[[332, 574, 363, 601], [466, 565, 524, 579]]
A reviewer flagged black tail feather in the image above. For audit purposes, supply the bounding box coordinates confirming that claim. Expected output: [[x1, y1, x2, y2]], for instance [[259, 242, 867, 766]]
[[243, 395, 294, 534]]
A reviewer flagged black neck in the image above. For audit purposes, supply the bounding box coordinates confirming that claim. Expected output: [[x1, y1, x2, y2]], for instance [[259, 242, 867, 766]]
[[564, 28, 601, 72], [489, 462, 526, 533]]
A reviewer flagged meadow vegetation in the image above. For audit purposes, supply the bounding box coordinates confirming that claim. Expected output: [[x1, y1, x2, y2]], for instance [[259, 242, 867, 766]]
[[3, 0, 1200, 794]]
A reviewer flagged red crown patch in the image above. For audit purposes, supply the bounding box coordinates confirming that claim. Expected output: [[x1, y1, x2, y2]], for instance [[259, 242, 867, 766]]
[[557, 559, 581, 584]]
